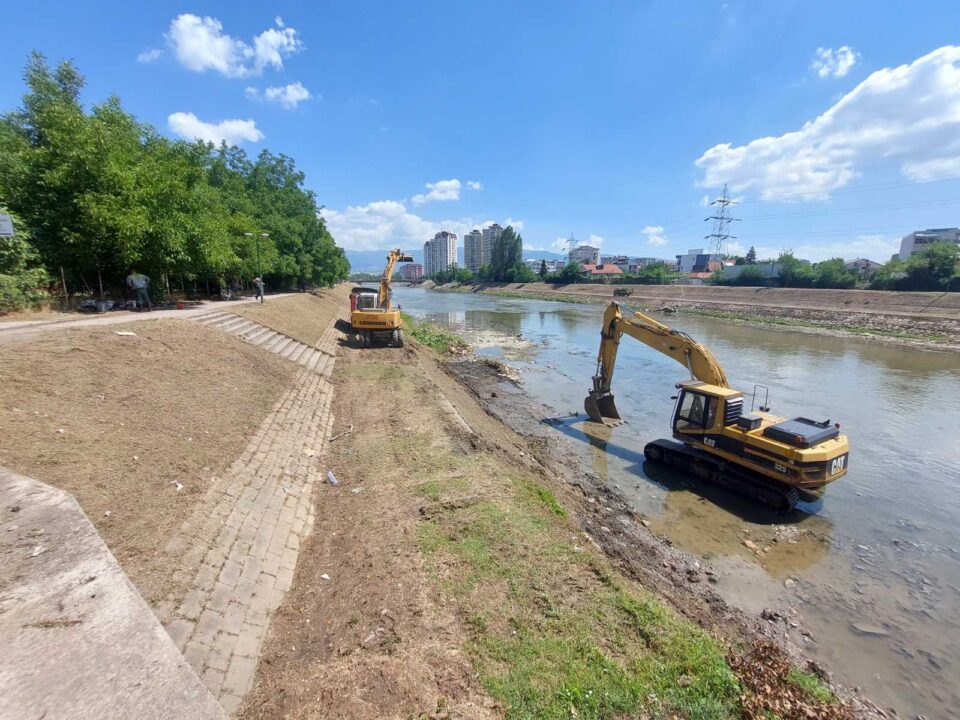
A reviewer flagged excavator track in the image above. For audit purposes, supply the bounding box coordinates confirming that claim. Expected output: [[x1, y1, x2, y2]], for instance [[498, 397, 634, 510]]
[[643, 439, 800, 513]]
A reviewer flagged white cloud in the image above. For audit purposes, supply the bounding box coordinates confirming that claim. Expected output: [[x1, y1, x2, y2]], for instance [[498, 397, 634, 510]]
[[247, 81, 312, 109], [466, 180, 483, 190], [810, 46, 860, 79], [320, 200, 521, 252], [587, 234, 603, 248], [167, 112, 264, 145], [642, 225, 668, 246], [700, 194, 712, 207], [137, 48, 162, 63], [412, 178, 462, 205], [167, 14, 302, 78], [697, 46, 960, 201]]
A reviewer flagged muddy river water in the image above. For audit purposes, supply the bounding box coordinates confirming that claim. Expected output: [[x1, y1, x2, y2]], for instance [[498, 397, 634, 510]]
[[395, 286, 960, 719]]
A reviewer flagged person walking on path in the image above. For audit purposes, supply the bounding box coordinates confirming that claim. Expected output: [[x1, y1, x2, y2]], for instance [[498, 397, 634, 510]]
[[126, 268, 151, 311], [253, 276, 265, 303]]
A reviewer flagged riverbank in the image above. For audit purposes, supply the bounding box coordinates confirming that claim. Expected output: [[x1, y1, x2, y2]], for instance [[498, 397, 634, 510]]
[[243, 322, 883, 719], [425, 282, 960, 350]]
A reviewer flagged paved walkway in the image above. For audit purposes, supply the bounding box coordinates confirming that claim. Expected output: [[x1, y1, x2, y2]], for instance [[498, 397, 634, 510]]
[[0, 294, 296, 342], [0, 468, 225, 720], [156, 314, 344, 715]]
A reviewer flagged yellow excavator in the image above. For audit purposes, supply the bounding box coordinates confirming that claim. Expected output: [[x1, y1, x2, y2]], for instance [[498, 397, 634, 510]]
[[350, 248, 413, 347], [585, 302, 849, 511]]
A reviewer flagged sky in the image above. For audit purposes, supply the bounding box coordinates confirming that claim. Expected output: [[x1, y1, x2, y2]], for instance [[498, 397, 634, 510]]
[[3, 1, 960, 263]]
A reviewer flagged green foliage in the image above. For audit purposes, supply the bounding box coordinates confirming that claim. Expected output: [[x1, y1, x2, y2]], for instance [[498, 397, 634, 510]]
[[547, 261, 586, 284], [0, 53, 349, 298], [0, 207, 50, 311], [430, 266, 474, 284], [400, 311, 468, 354], [811, 258, 857, 289], [710, 265, 769, 287], [775, 253, 815, 287], [482, 225, 533, 282], [786, 668, 834, 704], [745, 246, 757, 264], [871, 242, 959, 291], [538, 259, 547, 279]]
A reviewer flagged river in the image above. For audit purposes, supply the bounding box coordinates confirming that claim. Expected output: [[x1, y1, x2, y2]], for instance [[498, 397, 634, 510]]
[[394, 285, 960, 719]]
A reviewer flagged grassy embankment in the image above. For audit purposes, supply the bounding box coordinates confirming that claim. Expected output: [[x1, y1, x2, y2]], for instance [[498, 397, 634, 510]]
[[401, 330, 840, 719]]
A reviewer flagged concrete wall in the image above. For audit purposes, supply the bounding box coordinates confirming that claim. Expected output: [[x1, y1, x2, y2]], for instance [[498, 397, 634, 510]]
[[0, 468, 225, 720]]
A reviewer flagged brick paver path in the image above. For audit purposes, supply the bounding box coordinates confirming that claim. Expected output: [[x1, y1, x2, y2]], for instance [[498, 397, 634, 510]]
[[157, 316, 343, 714]]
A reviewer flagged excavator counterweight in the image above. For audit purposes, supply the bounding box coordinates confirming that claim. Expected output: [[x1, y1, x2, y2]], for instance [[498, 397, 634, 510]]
[[584, 302, 849, 512]]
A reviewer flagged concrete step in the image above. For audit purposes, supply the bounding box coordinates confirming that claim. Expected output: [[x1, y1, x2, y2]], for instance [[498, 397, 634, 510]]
[[262, 333, 287, 352], [280, 341, 302, 360], [217, 317, 252, 333], [199, 312, 234, 325], [271, 338, 292, 356], [244, 327, 273, 345], [252, 331, 279, 348], [190, 311, 227, 323], [287, 343, 309, 364], [304, 350, 321, 371], [228, 320, 257, 336]]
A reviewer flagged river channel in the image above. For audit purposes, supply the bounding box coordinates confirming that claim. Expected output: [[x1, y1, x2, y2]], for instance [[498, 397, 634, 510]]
[[394, 285, 960, 719]]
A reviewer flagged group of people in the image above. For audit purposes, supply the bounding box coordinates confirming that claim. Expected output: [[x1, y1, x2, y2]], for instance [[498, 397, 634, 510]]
[[125, 269, 266, 311]]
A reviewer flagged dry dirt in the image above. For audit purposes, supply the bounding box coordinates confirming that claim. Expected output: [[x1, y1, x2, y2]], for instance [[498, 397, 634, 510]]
[[231, 291, 346, 346], [240, 343, 504, 720], [0, 319, 295, 604]]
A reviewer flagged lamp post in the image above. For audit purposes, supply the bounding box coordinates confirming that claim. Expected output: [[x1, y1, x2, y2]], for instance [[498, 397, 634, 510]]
[[244, 232, 270, 279]]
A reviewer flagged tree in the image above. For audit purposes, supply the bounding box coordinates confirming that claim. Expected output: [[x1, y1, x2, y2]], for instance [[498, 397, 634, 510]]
[[812, 258, 857, 289], [539, 259, 547, 279], [0, 53, 350, 301], [776, 253, 815, 287], [490, 226, 523, 281], [0, 207, 49, 311], [745, 246, 757, 265], [901, 241, 958, 291], [551, 262, 585, 284]]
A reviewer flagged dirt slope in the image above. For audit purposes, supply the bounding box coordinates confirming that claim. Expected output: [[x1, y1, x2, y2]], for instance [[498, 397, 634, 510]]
[[231, 290, 347, 346], [0, 319, 295, 604]]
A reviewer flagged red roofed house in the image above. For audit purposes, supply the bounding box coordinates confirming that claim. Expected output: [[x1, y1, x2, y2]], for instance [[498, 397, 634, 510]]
[[581, 262, 624, 277]]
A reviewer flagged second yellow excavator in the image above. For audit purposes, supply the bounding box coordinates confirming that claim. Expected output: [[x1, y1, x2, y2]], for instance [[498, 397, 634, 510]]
[[350, 248, 413, 347], [585, 302, 849, 511]]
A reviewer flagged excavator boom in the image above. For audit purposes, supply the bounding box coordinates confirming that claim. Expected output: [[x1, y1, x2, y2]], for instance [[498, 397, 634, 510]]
[[379, 248, 414, 309], [585, 302, 728, 424]]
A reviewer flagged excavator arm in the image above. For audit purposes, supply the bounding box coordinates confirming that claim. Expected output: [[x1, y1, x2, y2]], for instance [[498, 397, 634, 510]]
[[585, 302, 729, 424], [379, 248, 414, 309]]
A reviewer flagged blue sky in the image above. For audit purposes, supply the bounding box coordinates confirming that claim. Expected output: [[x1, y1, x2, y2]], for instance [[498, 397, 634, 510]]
[[3, 1, 960, 263]]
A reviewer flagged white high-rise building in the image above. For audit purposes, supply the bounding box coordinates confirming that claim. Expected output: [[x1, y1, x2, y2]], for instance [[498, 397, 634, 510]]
[[464, 230, 484, 272], [424, 230, 458, 276], [898, 228, 960, 259], [481, 223, 503, 267]]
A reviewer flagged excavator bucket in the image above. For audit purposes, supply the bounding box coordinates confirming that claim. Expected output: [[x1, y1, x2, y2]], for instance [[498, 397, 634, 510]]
[[584, 389, 622, 425]]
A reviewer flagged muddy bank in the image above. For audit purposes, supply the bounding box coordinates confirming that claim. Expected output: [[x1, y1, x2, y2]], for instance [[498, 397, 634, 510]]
[[444, 356, 889, 719], [429, 282, 960, 349]]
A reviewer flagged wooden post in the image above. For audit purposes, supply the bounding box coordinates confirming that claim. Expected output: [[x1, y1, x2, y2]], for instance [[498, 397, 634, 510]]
[[59, 266, 68, 308], [97, 267, 104, 299]]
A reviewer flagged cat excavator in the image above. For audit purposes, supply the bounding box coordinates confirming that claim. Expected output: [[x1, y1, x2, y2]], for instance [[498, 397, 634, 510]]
[[584, 302, 849, 511], [350, 248, 413, 347]]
